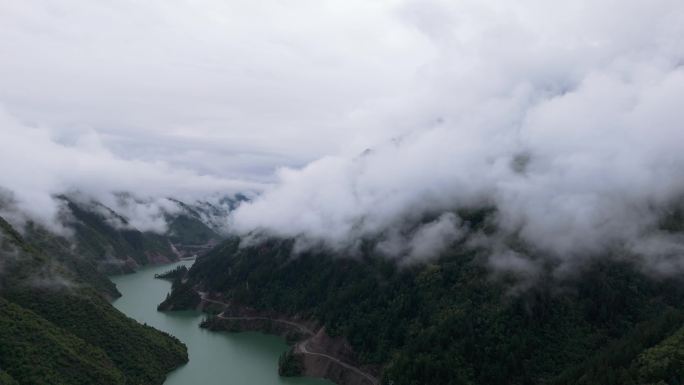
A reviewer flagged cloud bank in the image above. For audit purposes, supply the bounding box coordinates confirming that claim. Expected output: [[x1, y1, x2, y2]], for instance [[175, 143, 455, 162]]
[[0, 0, 430, 230], [0, 0, 431, 179], [2, 0, 684, 275], [232, 0, 684, 274], [0, 108, 259, 232]]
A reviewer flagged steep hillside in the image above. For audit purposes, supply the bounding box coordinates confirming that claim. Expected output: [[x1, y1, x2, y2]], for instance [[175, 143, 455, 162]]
[[0, 296, 125, 385], [165, 198, 222, 252], [165, 233, 684, 385], [56, 197, 179, 273], [9, 195, 230, 281], [0, 370, 19, 385], [164, 195, 247, 254], [0, 216, 188, 385]]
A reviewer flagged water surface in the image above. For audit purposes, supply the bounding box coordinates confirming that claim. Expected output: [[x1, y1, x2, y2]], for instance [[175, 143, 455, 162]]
[[111, 259, 332, 385]]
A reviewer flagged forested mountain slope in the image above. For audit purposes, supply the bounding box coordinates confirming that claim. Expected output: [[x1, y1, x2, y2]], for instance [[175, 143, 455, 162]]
[[2, 195, 226, 283], [0, 216, 188, 385], [166, 231, 684, 385]]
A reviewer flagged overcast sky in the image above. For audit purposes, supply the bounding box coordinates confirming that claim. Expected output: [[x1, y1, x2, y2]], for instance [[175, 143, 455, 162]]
[[0, 0, 433, 223], [0, 0, 432, 178], [2, 1, 684, 272]]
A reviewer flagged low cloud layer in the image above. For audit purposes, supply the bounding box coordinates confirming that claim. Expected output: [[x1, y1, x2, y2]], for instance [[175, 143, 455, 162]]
[[2, 1, 684, 275], [232, 0, 684, 274], [0, 0, 430, 179], [0, 0, 430, 231], [0, 108, 259, 232]]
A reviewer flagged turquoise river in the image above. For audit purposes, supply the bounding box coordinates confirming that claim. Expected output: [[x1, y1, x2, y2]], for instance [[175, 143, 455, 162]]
[[111, 259, 333, 385]]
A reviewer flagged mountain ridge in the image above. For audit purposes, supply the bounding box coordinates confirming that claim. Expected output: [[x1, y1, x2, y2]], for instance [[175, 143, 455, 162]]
[[162, 228, 684, 385], [0, 212, 189, 385]]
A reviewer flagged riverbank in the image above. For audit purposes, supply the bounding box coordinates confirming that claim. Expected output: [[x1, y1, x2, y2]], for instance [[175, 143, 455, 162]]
[[111, 260, 331, 385], [196, 292, 381, 385]]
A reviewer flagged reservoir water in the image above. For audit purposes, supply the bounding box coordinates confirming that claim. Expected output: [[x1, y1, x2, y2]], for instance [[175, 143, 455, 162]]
[[111, 259, 333, 385]]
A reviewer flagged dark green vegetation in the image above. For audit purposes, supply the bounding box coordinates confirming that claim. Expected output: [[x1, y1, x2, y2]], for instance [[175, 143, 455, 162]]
[[164, 195, 246, 252], [155, 264, 189, 280], [279, 348, 304, 377], [0, 215, 188, 385], [156, 259, 201, 312], [165, 198, 224, 246], [59, 198, 176, 272], [10, 195, 225, 280], [0, 369, 19, 385], [553, 310, 684, 384], [0, 296, 124, 385], [158, 279, 201, 311], [167, 226, 684, 385]]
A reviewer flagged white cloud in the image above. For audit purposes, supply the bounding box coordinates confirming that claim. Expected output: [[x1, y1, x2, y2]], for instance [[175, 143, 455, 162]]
[[0, 108, 259, 230], [231, 0, 684, 270], [1, 0, 684, 272], [0, 0, 432, 178]]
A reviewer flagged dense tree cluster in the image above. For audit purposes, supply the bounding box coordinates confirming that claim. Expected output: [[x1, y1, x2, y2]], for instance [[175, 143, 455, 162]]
[[155, 265, 189, 281], [278, 348, 304, 377], [0, 216, 188, 385], [169, 231, 684, 385], [158, 280, 201, 311], [21, 197, 220, 279], [0, 296, 124, 385]]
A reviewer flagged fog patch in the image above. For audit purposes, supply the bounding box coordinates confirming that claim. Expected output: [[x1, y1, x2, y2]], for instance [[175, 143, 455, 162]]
[[376, 213, 466, 263], [27, 273, 78, 292], [231, 0, 684, 275], [0, 108, 263, 234]]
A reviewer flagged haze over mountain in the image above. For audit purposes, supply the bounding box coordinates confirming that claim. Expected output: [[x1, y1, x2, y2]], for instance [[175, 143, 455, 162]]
[[5, 0, 683, 279], [3, 1, 684, 385]]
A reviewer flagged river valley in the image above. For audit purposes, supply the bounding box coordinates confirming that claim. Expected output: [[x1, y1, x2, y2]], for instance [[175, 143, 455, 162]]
[[111, 259, 333, 385]]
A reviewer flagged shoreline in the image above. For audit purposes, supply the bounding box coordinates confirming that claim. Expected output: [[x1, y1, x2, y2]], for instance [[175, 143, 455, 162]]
[[196, 292, 381, 385]]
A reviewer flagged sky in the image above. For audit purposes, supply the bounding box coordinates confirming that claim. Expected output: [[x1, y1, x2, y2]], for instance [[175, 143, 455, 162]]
[[0, 0, 430, 224], [1, 0, 684, 273], [0, 0, 430, 176]]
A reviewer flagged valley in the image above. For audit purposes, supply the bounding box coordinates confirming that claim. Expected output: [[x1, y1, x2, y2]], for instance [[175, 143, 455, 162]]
[[111, 259, 333, 385], [2, 2, 684, 382]]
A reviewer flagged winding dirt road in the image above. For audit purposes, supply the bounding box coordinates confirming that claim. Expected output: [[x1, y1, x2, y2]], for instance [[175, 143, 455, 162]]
[[297, 339, 378, 385], [198, 292, 379, 385]]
